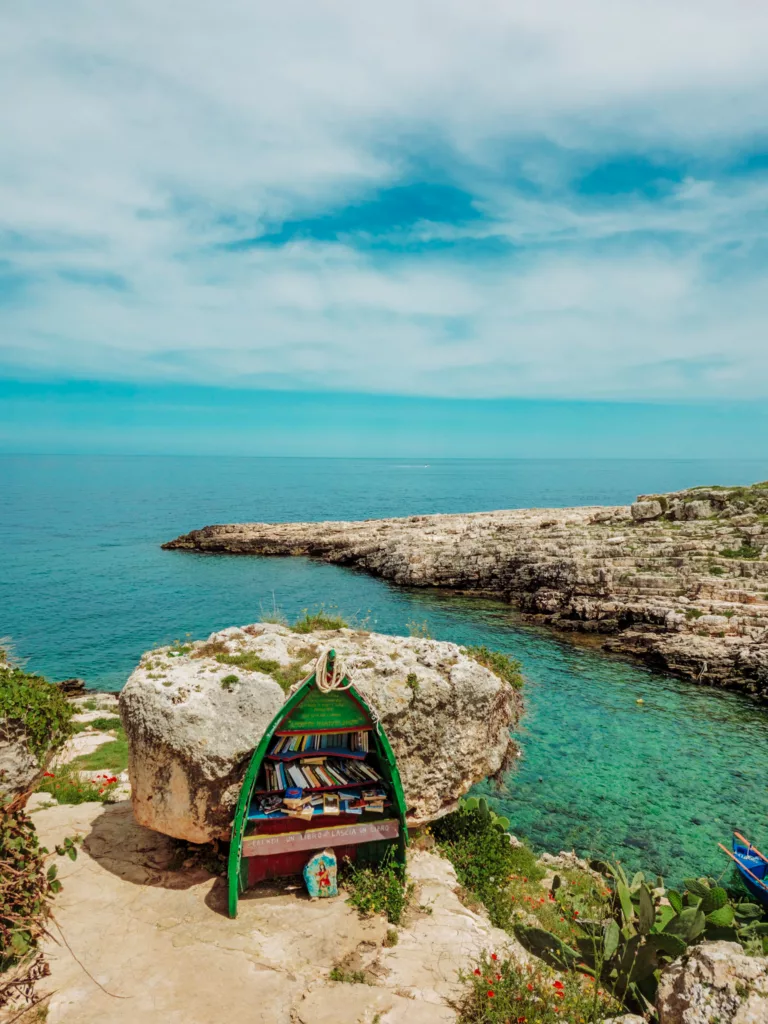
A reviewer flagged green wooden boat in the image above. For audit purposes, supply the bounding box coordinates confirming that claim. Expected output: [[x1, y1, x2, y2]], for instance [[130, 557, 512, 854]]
[[227, 650, 408, 918]]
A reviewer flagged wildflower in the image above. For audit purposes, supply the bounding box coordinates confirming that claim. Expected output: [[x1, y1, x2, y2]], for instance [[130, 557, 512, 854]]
[[496, 973, 502, 981], [491, 953, 498, 961], [560, 916, 565, 921], [517, 1017, 527, 1022], [526, 983, 534, 991], [553, 981, 564, 991], [43, 771, 55, 778], [487, 990, 495, 998], [573, 910, 580, 918], [473, 969, 481, 976]]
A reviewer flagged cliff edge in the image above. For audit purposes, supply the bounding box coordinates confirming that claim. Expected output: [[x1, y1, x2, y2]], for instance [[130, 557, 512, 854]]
[[163, 483, 768, 700]]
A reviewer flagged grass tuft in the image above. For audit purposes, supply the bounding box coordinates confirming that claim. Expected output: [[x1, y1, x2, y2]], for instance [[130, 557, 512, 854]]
[[464, 646, 524, 689], [291, 607, 348, 633]]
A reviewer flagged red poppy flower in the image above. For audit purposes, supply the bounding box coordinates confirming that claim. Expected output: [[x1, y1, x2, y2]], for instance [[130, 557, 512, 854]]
[[496, 973, 502, 981], [517, 1017, 527, 1022], [526, 983, 534, 991], [491, 953, 498, 961], [473, 968, 481, 976], [553, 981, 564, 990], [573, 910, 580, 917], [487, 990, 495, 998], [43, 771, 55, 778]]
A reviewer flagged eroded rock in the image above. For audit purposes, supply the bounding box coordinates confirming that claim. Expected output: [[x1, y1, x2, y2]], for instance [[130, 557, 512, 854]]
[[120, 624, 522, 842], [656, 941, 768, 1024], [163, 482, 768, 701]]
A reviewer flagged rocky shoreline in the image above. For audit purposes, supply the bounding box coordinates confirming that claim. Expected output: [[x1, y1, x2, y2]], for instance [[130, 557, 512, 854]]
[[163, 483, 768, 701]]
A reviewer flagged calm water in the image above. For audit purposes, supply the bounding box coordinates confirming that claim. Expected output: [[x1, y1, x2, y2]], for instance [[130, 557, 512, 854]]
[[2, 455, 767, 884]]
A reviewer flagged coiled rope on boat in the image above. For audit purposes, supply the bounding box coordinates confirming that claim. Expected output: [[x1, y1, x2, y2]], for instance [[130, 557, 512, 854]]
[[313, 648, 352, 693]]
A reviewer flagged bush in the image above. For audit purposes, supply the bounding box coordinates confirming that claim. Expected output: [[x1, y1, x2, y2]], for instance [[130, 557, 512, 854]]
[[291, 608, 348, 633], [430, 804, 542, 930], [37, 765, 119, 805], [0, 666, 74, 763], [464, 646, 524, 689], [458, 949, 620, 1024], [341, 854, 413, 925], [0, 808, 77, 972]]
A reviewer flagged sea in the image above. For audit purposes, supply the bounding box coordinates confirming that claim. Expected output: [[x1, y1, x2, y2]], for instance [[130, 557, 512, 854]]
[[2, 454, 767, 885]]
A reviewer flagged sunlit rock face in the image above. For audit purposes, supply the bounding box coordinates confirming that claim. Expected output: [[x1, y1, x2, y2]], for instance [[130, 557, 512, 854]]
[[164, 483, 768, 701], [120, 624, 522, 842]]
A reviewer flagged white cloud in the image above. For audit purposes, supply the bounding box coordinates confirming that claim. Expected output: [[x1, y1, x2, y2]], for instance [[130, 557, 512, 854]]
[[1, 0, 768, 399]]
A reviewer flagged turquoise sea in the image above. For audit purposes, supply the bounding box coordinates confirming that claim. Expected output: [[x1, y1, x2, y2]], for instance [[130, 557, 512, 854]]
[[2, 455, 767, 885]]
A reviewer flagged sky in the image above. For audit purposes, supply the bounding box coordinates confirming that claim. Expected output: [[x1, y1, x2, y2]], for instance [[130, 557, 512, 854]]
[[2, 2, 768, 455]]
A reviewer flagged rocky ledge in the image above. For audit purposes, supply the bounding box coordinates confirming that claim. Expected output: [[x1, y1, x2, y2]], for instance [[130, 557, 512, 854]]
[[119, 624, 522, 843], [164, 482, 768, 701]]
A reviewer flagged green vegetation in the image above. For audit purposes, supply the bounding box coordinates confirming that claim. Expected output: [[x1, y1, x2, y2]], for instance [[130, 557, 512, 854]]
[[384, 927, 398, 947], [406, 620, 432, 638], [720, 543, 762, 560], [433, 802, 767, 1020], [341, 852, 413, 925], [221, 674, 239, 690], [329, 966, 369, 984], [515, 862, 768, 1014], [37, 765, 120, 804], [458, 949, 619, 1024], [463, 646, 524, 689], [215, 651, 281, 674], [193, 638, 314, 692], [291, 607, 348, 633], [685, 607, 703, 620], [1, 809, 78, 971], [72, 716, 121, 734], [405, 672, 420, 696], [0, 665, 74, 761], [270, 653, 315, 692], [709, 564, 725, 575]]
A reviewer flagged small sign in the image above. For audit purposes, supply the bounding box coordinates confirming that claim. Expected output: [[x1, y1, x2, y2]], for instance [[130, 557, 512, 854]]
[[242, 819, 399, 857]]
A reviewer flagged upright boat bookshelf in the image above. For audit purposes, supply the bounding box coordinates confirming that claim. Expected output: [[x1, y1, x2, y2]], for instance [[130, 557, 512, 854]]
[[227, 650, 408, 917]]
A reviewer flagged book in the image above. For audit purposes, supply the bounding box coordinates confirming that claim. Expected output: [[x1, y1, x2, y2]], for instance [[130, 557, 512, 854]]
[[283, 787, 304, 808], [323, 794, 340, 815]]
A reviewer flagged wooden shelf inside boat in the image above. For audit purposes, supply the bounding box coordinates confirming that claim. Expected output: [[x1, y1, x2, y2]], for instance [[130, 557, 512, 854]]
[[247, 803, 391, 821], [254, 779, 377, 796], [274, 726, 373, 736], [266, 747, 368, 762]]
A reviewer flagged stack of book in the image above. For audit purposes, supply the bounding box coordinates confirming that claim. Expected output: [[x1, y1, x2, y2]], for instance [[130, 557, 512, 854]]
[[262, 756, 381, 793], [270, 730, 369, 755], [254, 785, 389, 819]]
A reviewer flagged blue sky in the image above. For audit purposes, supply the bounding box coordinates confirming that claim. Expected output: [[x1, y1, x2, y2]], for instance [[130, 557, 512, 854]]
[[1, 2, 768, 454]]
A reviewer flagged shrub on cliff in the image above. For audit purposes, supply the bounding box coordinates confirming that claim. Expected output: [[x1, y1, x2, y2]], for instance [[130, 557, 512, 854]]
[[0, 808, 77, 973], [0, 664, 74, 765]]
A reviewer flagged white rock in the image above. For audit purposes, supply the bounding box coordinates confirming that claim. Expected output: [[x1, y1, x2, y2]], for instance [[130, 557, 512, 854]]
[[656, 940, 768, 1024], [120, 624, 522, 843]]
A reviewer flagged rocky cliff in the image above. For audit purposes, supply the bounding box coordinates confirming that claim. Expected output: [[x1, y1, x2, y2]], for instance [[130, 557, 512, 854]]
[[163, 483, 768, 701]]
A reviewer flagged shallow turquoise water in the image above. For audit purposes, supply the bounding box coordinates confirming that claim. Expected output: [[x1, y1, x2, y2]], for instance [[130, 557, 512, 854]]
[[2, 455, 767, 885]]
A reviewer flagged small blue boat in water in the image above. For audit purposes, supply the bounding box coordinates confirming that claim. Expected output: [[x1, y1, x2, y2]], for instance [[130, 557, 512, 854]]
[[730, 834, 768, 909]]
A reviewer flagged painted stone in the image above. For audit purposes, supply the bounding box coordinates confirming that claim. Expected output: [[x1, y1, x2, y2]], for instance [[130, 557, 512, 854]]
[[303, 848, 338, 899]]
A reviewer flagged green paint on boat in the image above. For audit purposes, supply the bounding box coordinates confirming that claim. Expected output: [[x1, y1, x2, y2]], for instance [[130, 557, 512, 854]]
[[227, 657, 408, 918]]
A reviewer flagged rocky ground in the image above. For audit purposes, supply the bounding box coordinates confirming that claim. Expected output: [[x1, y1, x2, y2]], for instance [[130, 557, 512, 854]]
[[164, 483, 768, 700], [27, 800, 514, 1024]]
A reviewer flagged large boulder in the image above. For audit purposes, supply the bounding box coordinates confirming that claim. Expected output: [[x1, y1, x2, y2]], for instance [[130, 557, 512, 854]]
[[119, 624, 523, 843], [656, 941, 768, 1024]]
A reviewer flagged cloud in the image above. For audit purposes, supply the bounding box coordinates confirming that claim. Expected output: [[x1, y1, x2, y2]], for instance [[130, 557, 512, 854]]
[[1, 1, 768, 399]]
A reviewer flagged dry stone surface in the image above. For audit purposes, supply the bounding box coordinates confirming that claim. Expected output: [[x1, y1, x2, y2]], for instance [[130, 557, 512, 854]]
[[119, 624, 522, 842], [164, 483, 768, 700], [30, 801, 519, 1024], [656, 940, 768, 1024]]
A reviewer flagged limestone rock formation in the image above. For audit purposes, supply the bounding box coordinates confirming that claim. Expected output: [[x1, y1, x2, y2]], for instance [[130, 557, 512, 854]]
[[119, 624, 522, 842], [164, 482, 768, 700], [656, 940, 768, 1024]]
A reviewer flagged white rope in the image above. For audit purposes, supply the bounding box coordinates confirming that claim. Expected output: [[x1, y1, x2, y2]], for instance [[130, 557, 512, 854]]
[[313, 648, 353, 693]]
